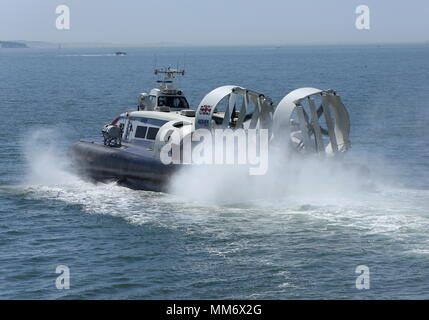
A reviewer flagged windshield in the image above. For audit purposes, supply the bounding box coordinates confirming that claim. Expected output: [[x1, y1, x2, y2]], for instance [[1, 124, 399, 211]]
[[158, 96, 189, 109]]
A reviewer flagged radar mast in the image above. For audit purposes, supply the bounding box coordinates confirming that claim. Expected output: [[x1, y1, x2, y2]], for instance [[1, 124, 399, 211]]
[[154, 67, 185, 93]]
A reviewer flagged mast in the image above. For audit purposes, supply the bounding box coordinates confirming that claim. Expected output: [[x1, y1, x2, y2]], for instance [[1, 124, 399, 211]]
[[154, 67, 185, 93]]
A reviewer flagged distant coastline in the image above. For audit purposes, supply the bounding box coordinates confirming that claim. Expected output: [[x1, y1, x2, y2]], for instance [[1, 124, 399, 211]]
[[1, 40, 428, 50], [0, 41, 28, 48]]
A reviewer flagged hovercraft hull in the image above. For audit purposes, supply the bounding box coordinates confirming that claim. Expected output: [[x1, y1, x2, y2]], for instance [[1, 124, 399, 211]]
[[70, 140, 176, 192]]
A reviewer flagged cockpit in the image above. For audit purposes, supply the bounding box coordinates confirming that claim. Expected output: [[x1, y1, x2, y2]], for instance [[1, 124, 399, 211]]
[[157, 95, 189, 109]]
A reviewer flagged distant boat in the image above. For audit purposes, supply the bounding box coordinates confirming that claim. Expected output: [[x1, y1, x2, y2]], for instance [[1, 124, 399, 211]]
[[115, 51, 127, 56]]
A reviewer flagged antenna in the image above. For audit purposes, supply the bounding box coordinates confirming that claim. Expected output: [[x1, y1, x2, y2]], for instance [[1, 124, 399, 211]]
[[154, 67, 185, 91], [152, 54, 158, 83], [154, 67, 185, 77], [183, 53, 186, 72]]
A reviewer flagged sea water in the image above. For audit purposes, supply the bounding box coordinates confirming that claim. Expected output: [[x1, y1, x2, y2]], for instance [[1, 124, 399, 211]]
[[0, 45, 428, 299]]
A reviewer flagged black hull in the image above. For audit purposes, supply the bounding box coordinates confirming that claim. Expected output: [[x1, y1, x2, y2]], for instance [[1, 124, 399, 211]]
[[70, 141, 177, 192]]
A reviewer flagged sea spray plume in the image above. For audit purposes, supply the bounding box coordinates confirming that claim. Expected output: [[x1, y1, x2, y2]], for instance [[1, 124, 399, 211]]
[[21, 129, 375, 207], [19, 128, 156, 222], [21, 128, 80, 186], [168, 138, 374, 206]]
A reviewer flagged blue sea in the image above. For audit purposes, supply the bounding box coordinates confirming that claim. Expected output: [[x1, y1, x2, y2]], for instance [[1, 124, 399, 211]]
[[0, 45, 428, 299]]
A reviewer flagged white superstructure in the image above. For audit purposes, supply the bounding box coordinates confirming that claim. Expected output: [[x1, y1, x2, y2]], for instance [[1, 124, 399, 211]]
[[104, 67, 351, 157]]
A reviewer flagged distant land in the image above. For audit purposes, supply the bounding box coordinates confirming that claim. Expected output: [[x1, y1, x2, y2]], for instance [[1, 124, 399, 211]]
[[0, 40, 181, 49], [0, 40, 61, 48], [0, 41, 29, 48], [1, 40, 428, 49]]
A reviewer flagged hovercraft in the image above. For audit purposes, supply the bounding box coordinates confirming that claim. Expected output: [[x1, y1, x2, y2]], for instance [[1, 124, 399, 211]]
[[71, 67, 351, 192]]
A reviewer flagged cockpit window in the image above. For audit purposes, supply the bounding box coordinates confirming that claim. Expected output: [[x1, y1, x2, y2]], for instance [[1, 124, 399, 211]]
[[146, 127, 159, 140], [158, 96, 189, 109], [135, 126, 148, 139]]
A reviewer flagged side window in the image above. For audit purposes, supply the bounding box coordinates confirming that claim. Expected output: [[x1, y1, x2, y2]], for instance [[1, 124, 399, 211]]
[[135, 126, 148, 139], [158, 96, 166, 107], [174, 97, 185, 108], [146, 127, 159, 140], [149, 95, 156, 107]]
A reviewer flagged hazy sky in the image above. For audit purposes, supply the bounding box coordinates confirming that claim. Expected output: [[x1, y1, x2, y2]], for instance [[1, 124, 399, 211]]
[[1, 0, 428, 45]]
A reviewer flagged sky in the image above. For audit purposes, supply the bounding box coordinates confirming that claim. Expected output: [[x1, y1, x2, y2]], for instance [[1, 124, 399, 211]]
[[0, 0, 428, 46]]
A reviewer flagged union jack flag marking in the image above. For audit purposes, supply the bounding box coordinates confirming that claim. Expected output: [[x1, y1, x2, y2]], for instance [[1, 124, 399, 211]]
[[199, 105, 212, 115]]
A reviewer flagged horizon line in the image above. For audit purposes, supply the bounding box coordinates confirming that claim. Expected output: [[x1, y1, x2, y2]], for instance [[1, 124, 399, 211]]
[[1, 39, 429, 49]]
